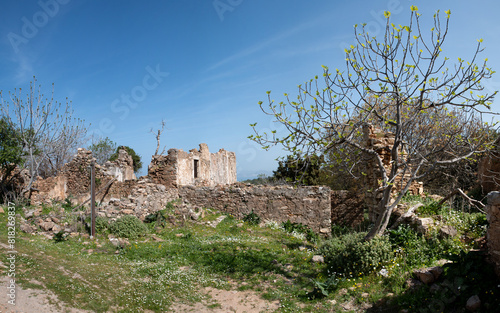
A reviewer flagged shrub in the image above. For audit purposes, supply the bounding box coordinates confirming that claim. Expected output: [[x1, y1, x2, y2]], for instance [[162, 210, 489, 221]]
[[243, 210, 260, 225], [53, 230, 68, 243], [389, 224, 466, 267], [144, 211, 167, 227], [319, 232, 393, 276], [281, 220, 319, 243], [95, 216, 110, 234], [109, 215, 147, 239]]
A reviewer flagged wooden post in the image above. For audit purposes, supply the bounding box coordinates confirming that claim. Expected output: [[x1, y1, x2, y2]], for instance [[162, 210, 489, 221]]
[[91, 162, 96, 238]]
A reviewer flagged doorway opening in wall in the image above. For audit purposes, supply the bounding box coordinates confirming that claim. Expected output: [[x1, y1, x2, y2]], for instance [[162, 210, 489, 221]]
[[194, 159, 199, 179]]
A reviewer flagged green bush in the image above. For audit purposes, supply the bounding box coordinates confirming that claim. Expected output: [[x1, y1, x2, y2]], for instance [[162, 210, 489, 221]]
[[109, 215, 147, 239], [243, 210, 260, 225], [389, 224, 466, 267], [95, 216, 110, 234], [281, 220, 319, 243], [319, 232, 393, 277]]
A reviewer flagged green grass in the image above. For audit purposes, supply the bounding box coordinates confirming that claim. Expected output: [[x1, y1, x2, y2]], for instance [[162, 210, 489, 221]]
[[0, 197, 498, 312]]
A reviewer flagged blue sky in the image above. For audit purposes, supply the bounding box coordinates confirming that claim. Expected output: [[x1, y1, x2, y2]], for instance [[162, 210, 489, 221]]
[[1, 0, 500, 179]]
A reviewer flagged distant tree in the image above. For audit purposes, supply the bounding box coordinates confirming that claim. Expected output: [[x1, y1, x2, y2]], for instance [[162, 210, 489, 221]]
[[0, 117, 24, 201], [1, 77, 88, 196], [242, 173, 273, 185], [273, 155, 329, 186], [88, 137, 117, 165], [249, 7, 498, 240], [109, 146, 142, 173]]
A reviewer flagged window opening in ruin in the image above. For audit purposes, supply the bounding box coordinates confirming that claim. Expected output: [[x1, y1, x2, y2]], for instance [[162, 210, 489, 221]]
[[194, 159, 199, 178]]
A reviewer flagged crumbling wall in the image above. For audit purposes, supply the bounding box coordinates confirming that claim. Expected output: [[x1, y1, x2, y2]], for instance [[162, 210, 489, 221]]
[[148, 143, 236, 188], [96, 179, 179, 220], [363, 125, 423, 221], [478, 153, 500, 194], [103, 148, 136, 182], [331, 190, 365, 227], [486, 191, 500, 278], [148, 151, 179, 188], [178, 183, 331, 235], [31, 147, 137, 205]]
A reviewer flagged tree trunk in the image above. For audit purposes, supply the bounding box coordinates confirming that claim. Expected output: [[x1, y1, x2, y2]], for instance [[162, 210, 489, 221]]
[[364, 187, 393, 240]]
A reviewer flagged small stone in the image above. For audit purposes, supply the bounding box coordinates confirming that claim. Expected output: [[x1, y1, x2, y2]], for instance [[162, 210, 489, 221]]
[[152, 235, 165, 242], [439, 225, 458, 239], [428, 266, 444, 280], [406, 278, 423, 290], [311, 255, 324, 263], [414, 268, 435, 284], [52, 224, 62, 233], [466, 295, 481, 312], [20, 223, 34, 234], [39, 221, 55, 231], [430, 284, 441, 294], [175, 233, 184, 237], [361, 292, 369, 299], [51, 217, 60, 223]]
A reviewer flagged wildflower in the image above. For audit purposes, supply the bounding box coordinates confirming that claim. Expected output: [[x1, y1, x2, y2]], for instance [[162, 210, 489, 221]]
[[378, 268, 389, 277]]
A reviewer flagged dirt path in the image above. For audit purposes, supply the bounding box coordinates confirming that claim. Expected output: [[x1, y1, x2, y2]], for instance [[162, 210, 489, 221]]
[[0, 276, 280, 313], [0, 276, 89, 313]]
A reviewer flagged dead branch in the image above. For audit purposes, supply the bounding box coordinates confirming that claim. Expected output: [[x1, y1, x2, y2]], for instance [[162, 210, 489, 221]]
[[150, 119, 167, 155], [437, 188, 485, 213]]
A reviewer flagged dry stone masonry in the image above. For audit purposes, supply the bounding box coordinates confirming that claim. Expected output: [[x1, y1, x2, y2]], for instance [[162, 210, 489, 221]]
[[486, 191, 500, 278], [178, 184, 332, 235], [148, 143, 236, 188], [363, 125, 423, 222]]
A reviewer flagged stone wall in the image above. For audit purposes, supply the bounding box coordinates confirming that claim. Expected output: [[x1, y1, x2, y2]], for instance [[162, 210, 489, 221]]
[[478, 153, 500, 194], [363, 125, 423, 221], [331, 190, 365, 227], [31, 147, 137, 205], [178, 183, 331, 235], [148, 143, 236, 188], [96, 179, 179, 221], [486, 191, 500, 277]]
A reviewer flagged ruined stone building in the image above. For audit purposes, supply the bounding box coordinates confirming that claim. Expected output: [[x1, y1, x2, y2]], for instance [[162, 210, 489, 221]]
[[148, 143, 237, 188], [363, 124, 423, 221]]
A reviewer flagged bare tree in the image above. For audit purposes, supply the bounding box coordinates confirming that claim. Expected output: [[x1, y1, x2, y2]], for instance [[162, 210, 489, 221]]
[[249, 7, 498, 240], [1, 77, 88, 196], [150, 119, 167, 156]]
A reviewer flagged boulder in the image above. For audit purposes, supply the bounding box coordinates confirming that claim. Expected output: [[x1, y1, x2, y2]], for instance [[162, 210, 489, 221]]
[[413, 266, 443, 284], [466, 295, 481, 312]]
